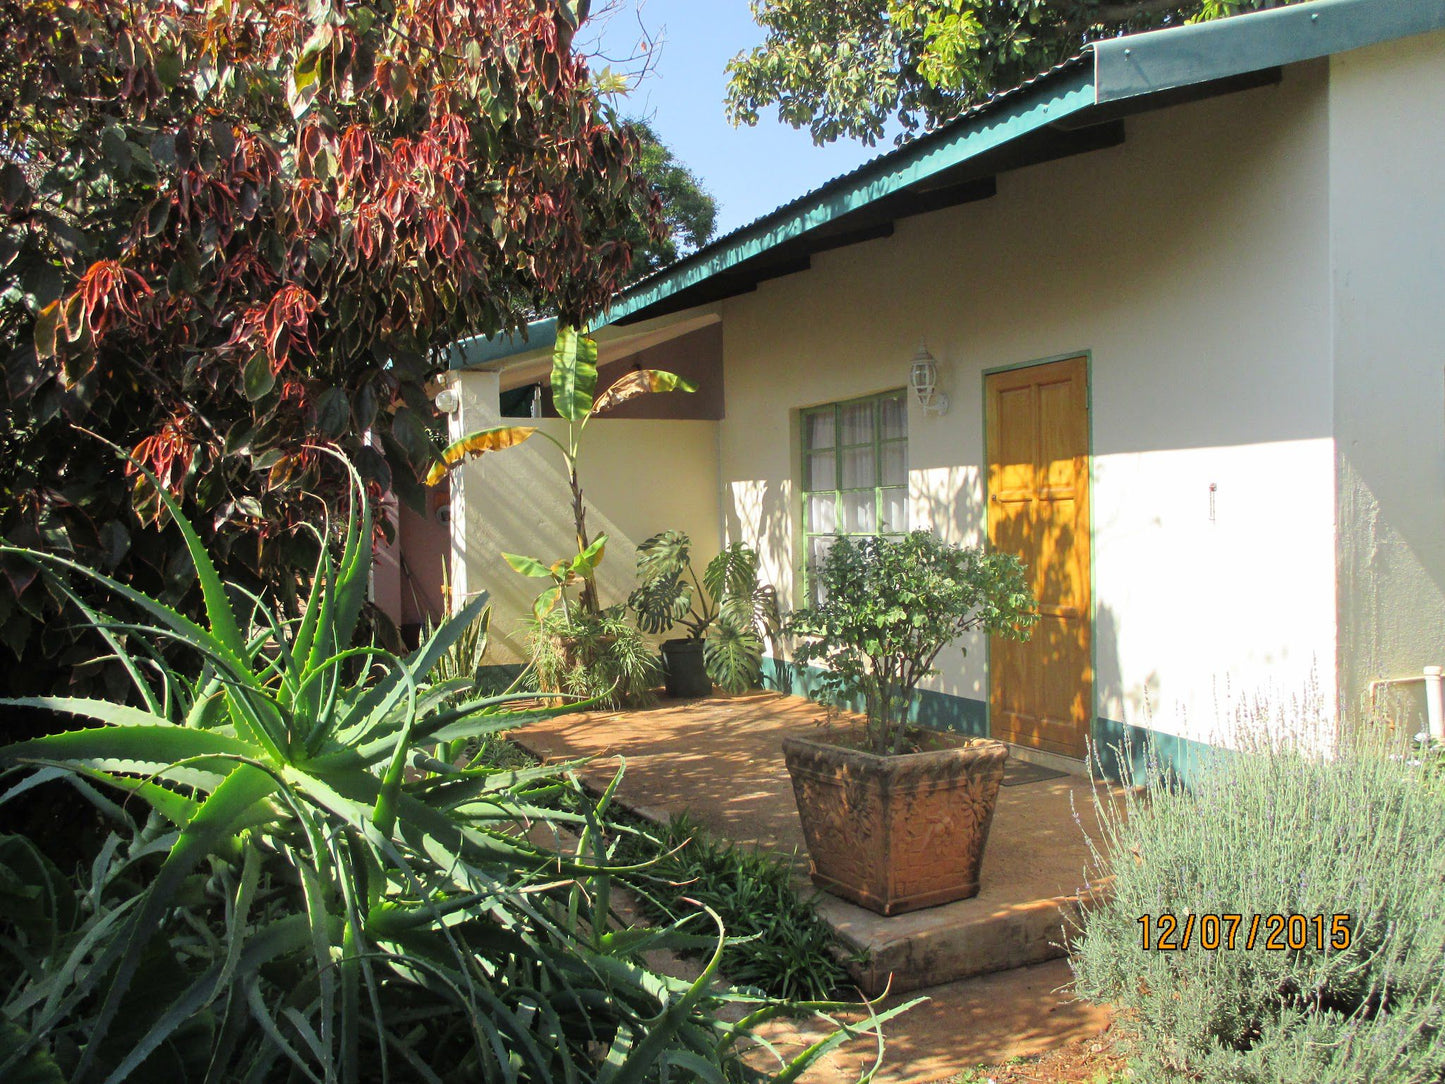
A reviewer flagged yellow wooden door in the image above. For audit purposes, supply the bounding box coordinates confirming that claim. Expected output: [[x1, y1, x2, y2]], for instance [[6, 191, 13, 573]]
[[985, 357, 1091, 759]]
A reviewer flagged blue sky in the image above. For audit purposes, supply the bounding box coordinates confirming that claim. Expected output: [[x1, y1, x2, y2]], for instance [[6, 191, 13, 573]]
[[585, 1, 886, 239]]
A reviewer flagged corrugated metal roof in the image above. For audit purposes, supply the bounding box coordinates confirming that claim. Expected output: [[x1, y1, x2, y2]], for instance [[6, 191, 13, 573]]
[[454, 0, 1445, 370]]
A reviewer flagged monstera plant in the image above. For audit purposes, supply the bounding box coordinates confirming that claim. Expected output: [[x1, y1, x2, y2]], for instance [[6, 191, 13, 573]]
[[629, 531, 780, 697]]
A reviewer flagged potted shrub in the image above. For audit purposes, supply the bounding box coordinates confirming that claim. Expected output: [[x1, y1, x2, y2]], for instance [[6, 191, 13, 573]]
[[629, 530, 780, 697], [782, 532, 1037, 916]]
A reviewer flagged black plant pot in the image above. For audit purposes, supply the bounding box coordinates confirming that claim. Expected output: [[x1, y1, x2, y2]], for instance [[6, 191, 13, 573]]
[[661, 638, 712, 699]]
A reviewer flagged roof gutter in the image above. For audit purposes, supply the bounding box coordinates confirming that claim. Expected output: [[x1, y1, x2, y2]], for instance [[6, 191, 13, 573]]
[[1092, 0, 1445, 103]]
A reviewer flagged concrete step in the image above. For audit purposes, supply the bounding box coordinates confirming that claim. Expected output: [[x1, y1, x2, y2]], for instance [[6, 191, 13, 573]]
[[815, 884, 1105, 997]]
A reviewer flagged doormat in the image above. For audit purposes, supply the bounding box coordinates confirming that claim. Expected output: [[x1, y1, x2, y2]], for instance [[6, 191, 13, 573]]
[[1001, 760, 1070, 787]]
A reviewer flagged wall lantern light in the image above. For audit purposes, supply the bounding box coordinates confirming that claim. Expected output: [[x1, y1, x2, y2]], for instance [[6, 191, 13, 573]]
[[909, 342, 949, 415], [433, 386, 461, 415]]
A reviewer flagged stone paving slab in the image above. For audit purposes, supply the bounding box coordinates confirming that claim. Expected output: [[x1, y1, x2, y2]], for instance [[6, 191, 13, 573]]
[[511, 690, 1117, 994]]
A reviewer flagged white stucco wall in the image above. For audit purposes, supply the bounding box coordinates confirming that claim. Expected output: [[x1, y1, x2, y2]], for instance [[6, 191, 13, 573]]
[[1329, 30, 1445, 721], [448, 370, 720, 664], [719, 63, 1339, 747]]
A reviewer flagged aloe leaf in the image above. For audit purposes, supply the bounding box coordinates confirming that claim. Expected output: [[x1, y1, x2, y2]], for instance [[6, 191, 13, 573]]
[[42, 576, 164, 715], [71, 762, 281, 1081], [371, 666, 419, 837], [94, 436, 250, 668], [71, 768, 204, 827], [331, 455, 372, 655], [1, 725, 258, 769], [765, 998, 924, 1084], [336, 593, 489, 749], [0, 696, 175, 729], [602, 906, 730, 1083], [99, 850, 301, 1084]]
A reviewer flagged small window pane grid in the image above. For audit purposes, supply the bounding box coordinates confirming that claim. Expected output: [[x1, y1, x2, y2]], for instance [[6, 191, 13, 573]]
[[801, 390, 908, 604]]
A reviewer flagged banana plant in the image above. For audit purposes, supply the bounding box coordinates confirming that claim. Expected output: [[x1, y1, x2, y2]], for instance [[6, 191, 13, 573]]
[[427, 326, 694, 613], [503, 534, 608, 623]]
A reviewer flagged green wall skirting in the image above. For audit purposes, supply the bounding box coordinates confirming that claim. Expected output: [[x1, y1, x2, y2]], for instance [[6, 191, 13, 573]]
[[760, 657, 1216, 785]]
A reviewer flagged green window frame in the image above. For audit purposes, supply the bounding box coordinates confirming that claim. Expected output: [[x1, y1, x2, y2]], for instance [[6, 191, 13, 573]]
[[800, 389, 908, 601]]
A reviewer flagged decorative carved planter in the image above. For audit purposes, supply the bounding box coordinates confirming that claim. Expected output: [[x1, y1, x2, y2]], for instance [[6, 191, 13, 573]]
[[781, 733, 1008, 916]]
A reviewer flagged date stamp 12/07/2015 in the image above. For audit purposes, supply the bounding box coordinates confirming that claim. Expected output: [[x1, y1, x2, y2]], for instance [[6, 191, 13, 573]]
[[1137, 913, 1353, 952]]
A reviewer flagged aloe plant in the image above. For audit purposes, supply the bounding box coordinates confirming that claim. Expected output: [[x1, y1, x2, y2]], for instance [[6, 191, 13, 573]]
[[0, 448, 915, 1082]]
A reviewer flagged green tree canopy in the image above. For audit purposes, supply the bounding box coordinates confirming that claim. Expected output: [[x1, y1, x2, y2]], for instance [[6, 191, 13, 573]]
[[624, 118, 718, 279], [726, 0, 1300, 145], [0, 0, 662, 696]]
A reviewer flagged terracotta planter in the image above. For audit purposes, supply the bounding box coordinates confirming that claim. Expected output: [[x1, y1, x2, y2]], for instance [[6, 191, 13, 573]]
[[781, 733, 1008, 916]]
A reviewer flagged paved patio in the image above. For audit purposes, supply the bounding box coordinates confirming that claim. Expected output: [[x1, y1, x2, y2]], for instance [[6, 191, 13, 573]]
[[510, 689, 1117, 1081], [511, 690, 1116, 992]]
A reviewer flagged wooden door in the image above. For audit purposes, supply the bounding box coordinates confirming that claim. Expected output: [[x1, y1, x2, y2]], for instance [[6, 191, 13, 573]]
[[985, 357, 1091, 759]]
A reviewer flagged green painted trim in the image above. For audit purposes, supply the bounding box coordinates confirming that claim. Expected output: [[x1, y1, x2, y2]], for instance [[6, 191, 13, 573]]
[[1090, 716, 1217, 787], [449, 317, 557, 370], [1093, 0, 1445, 104], [603, 69, 1095, 328], [761, 661, 1213, 782], [761, 657, 988, 737]]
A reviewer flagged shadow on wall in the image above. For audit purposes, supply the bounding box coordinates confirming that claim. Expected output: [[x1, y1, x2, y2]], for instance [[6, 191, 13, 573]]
[[458, 429, 645, 664], [723, 477, 796, 604]]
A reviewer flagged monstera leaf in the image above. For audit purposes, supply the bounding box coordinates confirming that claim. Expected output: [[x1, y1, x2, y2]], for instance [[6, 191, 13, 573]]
[[705, 543, 761, 615], [628, 574, 693, 635], [635, 529, 692, 584], [705, 613, 765, 695]]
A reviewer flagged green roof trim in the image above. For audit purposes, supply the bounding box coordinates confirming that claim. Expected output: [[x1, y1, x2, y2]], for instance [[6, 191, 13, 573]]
[[1092, 0, 1445, 102], [450, 316, 556, 368], [453, 0, 1445, 371], [601, 65, 1095, 328]]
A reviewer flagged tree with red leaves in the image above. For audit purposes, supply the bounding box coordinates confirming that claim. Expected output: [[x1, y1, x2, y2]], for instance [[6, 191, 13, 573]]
[[0, 0, 663, 695]]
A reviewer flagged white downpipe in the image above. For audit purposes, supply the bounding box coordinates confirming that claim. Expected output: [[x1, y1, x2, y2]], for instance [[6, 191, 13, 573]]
[[1367, 666, 1445, 740], [1425, 666, 1445, 741]]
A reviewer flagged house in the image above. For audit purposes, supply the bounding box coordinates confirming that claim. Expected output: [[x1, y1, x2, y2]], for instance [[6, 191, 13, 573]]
[[435, 0, 1445, 779]]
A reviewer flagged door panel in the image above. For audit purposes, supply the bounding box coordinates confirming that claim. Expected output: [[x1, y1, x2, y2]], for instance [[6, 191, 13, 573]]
[[985, 357, 1091, 759]]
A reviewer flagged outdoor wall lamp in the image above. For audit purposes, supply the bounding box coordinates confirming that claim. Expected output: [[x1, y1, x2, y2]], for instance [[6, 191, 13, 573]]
[[909, 342, 949, 415], [433, 385, 461, 414]]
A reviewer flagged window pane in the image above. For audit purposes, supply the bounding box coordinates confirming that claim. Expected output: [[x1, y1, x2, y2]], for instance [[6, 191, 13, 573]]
[[840, 445, 875, 489], [881, 442, 907, 486], [880, 393, 906, 440], [806, 451, 836, 492], [840, 401, 874, 446], [808, 536, 835, 603], [880, 487, 907, 533], [807, 493, 837, 534], [842, 491, 876, 534], [805, 410, 835, 450]]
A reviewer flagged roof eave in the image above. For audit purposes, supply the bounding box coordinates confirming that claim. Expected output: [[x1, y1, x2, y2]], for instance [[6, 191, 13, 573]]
[[452, 0, 1445, 372]]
